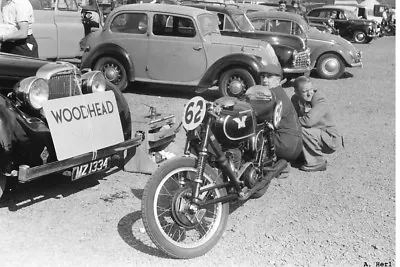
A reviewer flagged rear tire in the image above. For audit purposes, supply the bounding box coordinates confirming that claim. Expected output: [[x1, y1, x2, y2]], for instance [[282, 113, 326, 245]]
[[316, 53, 345, 80], [141, 157, 229, 259], [94, 56, 128, 92], [218, 68, 255, 97]]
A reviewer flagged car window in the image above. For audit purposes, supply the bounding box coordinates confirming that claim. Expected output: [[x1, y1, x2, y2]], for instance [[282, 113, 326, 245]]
[[110, 13, 148, 34], [309, 9, 331, 18], [57, 0, 78, 11], [269, 19, 291, 34], [231, 13, 255, 32], [217, 13, 236, 31], [307, 9, 320, 17], [338, 11, 346, 19], [29, 0, 54, 9], [292, 22, 305, 37], [197, 13, 220, 36], [153, 14, 196, 38], [251, 18, 267, 31]]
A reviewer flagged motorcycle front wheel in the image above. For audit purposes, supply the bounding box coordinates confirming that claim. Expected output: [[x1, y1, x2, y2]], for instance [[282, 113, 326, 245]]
[[141, 156, 229, 259]]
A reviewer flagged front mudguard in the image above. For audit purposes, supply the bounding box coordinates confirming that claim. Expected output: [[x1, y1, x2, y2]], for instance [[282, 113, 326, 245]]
[[310, 44, 352, 68], [107, 83, 132, 140], [198, 53, 264, 88]]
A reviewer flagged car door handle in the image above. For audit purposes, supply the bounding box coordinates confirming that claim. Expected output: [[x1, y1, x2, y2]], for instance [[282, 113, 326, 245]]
[[193, 46, 203, 51]]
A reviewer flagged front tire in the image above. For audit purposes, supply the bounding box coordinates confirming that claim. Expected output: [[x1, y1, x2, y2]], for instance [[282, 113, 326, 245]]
[[316, 53, 345, 80], [94, 57, 128, 92], [0, 175, 6, 200], [218, 68, 255, 97], [353, 31, 368, 44], [141, 157, 229, 259]]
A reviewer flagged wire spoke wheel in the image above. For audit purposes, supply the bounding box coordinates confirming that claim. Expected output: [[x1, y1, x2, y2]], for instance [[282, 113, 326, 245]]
[[142, 157, 228, 259]]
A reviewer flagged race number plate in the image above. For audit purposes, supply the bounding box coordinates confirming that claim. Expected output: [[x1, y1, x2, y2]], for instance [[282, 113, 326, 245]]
[[182, 96, 207, 131], [71, 157, 111, 181]]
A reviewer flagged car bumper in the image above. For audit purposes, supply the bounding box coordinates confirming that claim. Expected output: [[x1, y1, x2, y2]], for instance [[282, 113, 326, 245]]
[[350, 61, 363, 68], [283, 66, 313, 74]]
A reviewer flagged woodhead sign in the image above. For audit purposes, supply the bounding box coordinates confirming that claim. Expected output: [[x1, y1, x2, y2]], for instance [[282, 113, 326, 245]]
[[43, 91, 124, 160]]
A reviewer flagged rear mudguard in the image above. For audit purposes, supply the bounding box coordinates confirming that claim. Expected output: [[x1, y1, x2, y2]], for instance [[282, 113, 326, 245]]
[[80, 43, 134, 82], [198, 53, 264, 88]]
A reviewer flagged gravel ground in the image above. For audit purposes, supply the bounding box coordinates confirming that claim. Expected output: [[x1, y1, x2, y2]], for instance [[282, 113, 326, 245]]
[[0, 36, 395, 267]]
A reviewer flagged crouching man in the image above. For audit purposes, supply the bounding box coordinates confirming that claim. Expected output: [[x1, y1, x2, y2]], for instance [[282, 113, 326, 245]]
[[291, 76, 341, 172]]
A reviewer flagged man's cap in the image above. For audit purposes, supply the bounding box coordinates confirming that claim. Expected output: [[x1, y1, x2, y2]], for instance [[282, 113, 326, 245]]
[[258, 64, 283, 77], [278, 0, 286, 4]]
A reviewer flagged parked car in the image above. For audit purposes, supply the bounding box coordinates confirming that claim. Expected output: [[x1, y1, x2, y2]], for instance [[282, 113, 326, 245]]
[[0, 60, 143, 199], [28, 0, 95, 59], [306, 5, 379, 44], [248, 11, 363, 79], [81, 4, 281, 96], [181, 2, 311, 79], [0, 52, 49, 90]]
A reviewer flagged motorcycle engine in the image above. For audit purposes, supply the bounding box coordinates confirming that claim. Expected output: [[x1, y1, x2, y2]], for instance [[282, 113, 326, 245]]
[[225, 147, 259, 189]]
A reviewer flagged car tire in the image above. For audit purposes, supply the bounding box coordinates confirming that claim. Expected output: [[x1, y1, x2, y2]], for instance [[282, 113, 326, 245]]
[[0, 175, 6, 200], [218, 68, 255, 97], [353, 31, 368, 44], [316, 53, 345, 80], [94, 57, 128, 92]]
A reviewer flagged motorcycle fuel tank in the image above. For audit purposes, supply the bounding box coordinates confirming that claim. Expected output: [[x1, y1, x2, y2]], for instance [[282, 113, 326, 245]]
[[213, 97, 256, 147]]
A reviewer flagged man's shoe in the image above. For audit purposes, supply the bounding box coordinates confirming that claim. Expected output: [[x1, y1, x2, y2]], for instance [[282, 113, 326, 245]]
[[300, 161, 327, 172], [276, 164, 290, 179]]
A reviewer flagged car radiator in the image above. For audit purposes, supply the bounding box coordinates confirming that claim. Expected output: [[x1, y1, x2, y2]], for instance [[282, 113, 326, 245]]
[[293, 49, 311, 68], [48, 73, 82, 100]]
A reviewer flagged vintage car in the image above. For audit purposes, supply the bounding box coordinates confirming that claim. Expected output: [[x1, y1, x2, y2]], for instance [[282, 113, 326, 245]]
[[27, 0, 95, 59], [181, 2, 312, 79], [0, 59, 145, 199], [0, 52, 49, 90], [248, 11, 363, 80], [306, 6, 379, 44], [80, 4, 281, 96]]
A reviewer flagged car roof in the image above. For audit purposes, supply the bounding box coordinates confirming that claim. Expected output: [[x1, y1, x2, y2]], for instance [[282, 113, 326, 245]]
[[247, 10, 304, 22], [113, 3, 211, 17], [182, 2, 245, 15], [311, 5, 356, 11]]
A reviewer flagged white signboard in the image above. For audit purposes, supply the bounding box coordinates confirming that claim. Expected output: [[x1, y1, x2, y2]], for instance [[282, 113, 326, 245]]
[[43, 91, 124, 160]]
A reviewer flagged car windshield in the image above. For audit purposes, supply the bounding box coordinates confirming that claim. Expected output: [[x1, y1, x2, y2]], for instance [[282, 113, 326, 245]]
[[198, 13, 220, 36], [344, 10, 358, 19], [231, 13, 255, 32]]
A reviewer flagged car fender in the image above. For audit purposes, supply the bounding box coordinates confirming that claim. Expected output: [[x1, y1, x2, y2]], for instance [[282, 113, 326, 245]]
[[106, 83, 132, 141], [198, 53, 263, 88], [81, 43, 134, 81], [310, 44, 352, 67], [271, 44, 294, 68]]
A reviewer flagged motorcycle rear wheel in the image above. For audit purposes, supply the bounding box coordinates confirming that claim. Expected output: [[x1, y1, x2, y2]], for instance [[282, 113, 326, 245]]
[[141, 157, 229, 259], [0, 175, 6, 200]]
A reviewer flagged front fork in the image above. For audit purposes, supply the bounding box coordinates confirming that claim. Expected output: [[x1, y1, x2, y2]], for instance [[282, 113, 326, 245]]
[[183, 116, 242, 206]]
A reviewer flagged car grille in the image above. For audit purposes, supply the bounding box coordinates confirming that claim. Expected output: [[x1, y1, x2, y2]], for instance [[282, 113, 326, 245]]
[[293, 49, 311, 68], [48, 73, 82, 100]]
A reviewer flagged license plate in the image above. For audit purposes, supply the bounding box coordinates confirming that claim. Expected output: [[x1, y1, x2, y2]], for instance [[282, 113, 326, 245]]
[[71, 157, 111, 181]]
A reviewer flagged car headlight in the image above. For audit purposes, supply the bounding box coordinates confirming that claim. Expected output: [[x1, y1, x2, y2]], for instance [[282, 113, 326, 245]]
[[14, 77, 49, 110], [82, 71, 107, 93], [273, 100, 283, 128]]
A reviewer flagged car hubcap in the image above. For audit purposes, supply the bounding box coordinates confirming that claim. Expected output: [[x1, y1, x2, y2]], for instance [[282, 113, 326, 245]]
[[322, 58, 339, 76], [355, 32, 366, 42], [103, 63, 121, 84], [228, 76, 245, 95]]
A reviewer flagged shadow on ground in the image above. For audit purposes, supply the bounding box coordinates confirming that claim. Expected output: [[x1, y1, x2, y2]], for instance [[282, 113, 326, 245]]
[[0, 168, 121, 211], [124, 82, 221, 102]]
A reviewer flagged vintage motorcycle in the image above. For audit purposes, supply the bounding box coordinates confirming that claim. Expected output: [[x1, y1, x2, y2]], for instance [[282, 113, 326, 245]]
[[141, 94, 289, 258]]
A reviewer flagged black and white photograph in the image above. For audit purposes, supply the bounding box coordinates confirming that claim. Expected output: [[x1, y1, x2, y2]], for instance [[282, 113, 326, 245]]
[[0, 0, 396, 265]]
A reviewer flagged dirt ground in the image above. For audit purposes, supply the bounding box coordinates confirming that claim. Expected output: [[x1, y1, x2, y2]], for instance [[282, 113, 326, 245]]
[[0, 36, 396, 267]]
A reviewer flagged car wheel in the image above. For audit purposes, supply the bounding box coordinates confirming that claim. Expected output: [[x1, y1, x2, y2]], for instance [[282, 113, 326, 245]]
[[316, 53, 345, 80], [353, 31, 368, 43], [0, 175, 6, 200], [218, 68, 255, 97], [94, 57, 128, 92]]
